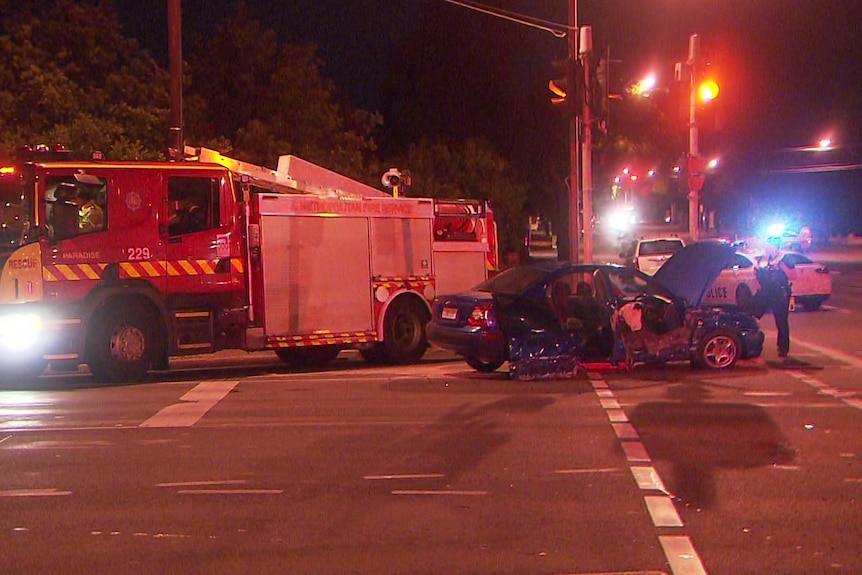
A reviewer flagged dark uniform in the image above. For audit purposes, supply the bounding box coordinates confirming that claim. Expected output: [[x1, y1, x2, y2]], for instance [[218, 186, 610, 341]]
[[754, 262, 792, 357]]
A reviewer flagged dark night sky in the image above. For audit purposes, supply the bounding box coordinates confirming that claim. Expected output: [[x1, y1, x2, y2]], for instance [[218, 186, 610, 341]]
[[113, 0, 862, 231], [114, 1, 862, 147]]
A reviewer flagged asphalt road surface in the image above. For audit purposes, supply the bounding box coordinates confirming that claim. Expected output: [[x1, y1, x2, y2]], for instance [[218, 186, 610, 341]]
[[1, 267, 861, 574]]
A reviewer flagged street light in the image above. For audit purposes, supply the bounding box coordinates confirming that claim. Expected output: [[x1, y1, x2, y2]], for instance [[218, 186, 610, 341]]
[[628, 73, 657, 97]]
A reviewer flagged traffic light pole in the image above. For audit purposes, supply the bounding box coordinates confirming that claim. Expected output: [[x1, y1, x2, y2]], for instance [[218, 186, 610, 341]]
[[567, 0, 580, 263], [687, 33, 700, 243], [580, 26, 593, 263]]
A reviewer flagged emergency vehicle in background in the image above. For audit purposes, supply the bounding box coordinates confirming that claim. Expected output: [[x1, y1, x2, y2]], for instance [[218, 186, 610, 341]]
[[0, 145, 497, 383]]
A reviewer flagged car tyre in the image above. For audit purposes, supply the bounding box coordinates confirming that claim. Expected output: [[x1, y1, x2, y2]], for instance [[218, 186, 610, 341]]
[[798, 296, 824, 311], [694, 328, 740, 370], [465, 356, 505, 372]]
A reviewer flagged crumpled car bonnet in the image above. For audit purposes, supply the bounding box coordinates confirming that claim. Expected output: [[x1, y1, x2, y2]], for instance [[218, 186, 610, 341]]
[[652, 241, 736, 305]]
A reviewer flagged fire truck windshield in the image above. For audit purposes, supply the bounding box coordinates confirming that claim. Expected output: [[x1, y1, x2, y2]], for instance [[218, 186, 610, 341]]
[[0, 166, 33, 251]]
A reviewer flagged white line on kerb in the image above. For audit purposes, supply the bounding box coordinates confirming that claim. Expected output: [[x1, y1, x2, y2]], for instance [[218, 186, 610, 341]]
[[140, 380, 239, 428]]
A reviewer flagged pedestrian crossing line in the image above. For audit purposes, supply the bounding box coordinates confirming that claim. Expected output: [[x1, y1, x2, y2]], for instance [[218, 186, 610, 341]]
[[140, 380, 240, 428]]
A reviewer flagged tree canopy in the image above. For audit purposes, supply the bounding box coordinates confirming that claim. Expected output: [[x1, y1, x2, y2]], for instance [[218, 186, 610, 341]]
[[184, 2, 382, 180], [0, 1, 531, 253], [0, 0, 169, 159], [394, 137, 527, 253]]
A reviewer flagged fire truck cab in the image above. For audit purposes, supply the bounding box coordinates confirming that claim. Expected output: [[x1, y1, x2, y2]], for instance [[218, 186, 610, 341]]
[[0, 147, 495, 383]]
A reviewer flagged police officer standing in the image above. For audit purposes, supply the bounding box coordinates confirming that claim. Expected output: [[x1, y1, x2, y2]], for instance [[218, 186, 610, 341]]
[[754, 240, 793, 358]]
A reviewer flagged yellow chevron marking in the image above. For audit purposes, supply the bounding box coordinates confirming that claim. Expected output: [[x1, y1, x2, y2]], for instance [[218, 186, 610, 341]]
[[198, 260, 216, 274], [120, 262, 142, 278], [139, 261, 160, 276], [78, 264, 102, 280], [54, 265, 80, 280]]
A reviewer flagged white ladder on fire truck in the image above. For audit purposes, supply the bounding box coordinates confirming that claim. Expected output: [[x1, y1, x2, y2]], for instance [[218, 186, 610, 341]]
[[185, 146, 387, 199]]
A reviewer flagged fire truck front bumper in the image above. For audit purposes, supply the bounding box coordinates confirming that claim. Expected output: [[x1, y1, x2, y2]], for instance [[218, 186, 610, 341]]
[[0, 305, 82, 364]]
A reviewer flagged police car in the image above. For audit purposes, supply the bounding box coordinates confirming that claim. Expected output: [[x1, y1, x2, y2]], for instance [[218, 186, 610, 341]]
[[702, 250, 831, 311]]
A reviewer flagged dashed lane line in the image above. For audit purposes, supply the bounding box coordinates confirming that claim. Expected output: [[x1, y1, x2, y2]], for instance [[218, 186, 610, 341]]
[[589, 373, 709, 575]]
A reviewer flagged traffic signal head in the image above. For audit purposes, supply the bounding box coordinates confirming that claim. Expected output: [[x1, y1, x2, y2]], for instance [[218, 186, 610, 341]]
[[698, 79, 719, 103], [549, 58, 581, 114]]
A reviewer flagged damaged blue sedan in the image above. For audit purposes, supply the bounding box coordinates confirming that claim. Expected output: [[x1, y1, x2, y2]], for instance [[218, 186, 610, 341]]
[[426, 242, 765, 377]]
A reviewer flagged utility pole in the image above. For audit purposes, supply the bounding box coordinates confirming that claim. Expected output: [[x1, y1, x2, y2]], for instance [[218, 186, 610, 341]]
[[167, 0, 183, 160], [566, 0, 580, 263], [580, 26, 593, 263]]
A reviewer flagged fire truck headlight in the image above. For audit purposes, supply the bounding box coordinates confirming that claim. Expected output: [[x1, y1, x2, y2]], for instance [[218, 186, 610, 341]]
[[0, 313, 44, 351]]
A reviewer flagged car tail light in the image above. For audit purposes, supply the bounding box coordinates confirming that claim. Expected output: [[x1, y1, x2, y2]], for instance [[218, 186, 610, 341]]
[[467, 303, 496, 327]]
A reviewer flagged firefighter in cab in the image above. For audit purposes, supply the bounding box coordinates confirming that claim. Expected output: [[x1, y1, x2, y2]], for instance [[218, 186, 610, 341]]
[[76, 186, 104, 232]]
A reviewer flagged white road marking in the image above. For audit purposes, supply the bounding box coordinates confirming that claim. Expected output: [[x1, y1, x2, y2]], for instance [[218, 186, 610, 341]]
[[645, 495, 684, 528], [0, 488, 72, 497], [177, 489, 283, 495], [364, 473, 445, 480], [554, 467, 622, 475], [820, 304, 850, 314], [622, 441, 652, 463], [600, 398, 621, 410], [605, 408, 629, 422], [772, 333, 862, 369], [590, 376, 705, 575], [631, 466, 673, 496], [787, 371, 862, 411], [390, 490, 487, 496], [157, 480, 247, 487], [612, 422, 640, 440], [140, 380, 239, 427], [659, 535, 708, 575]]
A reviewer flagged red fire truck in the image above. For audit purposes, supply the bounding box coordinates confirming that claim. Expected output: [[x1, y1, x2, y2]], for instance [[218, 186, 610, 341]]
[[0, 146, 496, 383]]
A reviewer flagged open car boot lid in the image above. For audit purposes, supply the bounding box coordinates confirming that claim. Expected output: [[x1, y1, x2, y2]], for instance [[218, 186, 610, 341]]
[[652, 241, 737, 306]]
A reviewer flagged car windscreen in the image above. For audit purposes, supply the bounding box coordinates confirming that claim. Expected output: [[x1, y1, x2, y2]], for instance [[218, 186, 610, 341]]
[[781, 253, 812, 266], [639, 239, 684, 255], [473, 265, 550, 295]]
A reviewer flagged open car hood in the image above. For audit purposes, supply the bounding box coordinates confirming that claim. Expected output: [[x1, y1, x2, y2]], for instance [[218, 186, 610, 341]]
[[652, 241, 736, 306]]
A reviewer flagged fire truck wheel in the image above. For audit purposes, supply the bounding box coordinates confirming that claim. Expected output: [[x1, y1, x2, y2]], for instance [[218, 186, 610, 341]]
[[275, 345, 341, 368], [88, 304, 158, 383], [380, 298, 429, 365]]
